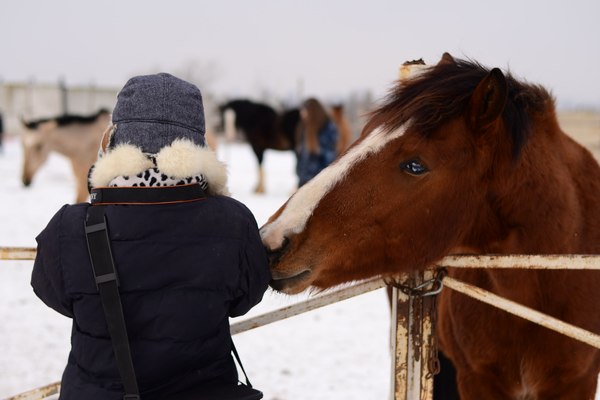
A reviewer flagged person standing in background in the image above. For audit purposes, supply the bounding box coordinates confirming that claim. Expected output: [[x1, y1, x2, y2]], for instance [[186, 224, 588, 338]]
[[330, 104, 353, 154], [296, 98, 339, 187], [0, 110, 4, 153]]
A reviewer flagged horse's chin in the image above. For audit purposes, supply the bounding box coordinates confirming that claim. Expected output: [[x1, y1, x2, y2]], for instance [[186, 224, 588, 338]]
[[269, 269, 313, 294]]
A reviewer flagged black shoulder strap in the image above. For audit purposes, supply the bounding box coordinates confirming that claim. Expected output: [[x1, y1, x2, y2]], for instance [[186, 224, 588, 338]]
[[231, 339, 253, 388], [85, 200, 256, 399], [85, 205, 140, 400]]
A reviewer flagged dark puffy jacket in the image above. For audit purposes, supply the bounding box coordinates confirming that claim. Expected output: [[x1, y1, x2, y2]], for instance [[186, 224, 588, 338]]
[[31, 194, 270, 399]]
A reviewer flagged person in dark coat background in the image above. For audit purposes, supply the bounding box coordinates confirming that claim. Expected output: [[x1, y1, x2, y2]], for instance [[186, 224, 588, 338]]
[[0, 110, 4, 153], [296, 98, 339, 187], [31, 73, 271, 399]]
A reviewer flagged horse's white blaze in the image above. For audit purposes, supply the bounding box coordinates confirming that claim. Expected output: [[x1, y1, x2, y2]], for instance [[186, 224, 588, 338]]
[[261, 124, 407, 250]]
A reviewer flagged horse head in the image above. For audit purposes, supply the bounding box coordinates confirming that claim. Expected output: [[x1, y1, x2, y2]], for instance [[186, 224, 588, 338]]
[[21, 119, 54, 187], [20, 110, 110, 203], [262, 54, 600, 399], [260, 54, 550, 294]]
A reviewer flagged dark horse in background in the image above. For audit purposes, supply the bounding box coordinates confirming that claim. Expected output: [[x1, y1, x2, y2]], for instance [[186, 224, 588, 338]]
[[219, 99, 300, 193], [261, 54, 600, 399], [0, 111, 4, 153]]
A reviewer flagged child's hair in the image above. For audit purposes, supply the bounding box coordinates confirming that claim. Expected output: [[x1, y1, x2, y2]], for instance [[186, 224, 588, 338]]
[[302, 98, 330, 153]]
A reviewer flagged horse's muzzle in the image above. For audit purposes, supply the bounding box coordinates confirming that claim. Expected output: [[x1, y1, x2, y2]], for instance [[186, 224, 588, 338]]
[[269, 269, 312, 292], [265, 236, 290, 267]]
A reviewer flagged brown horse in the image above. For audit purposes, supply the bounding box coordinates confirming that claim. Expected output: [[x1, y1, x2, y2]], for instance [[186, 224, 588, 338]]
[[21, 109, 110, 203], [261, 54, 600, 399]]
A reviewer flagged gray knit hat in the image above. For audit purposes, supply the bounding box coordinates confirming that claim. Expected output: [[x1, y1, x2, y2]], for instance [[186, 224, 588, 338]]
[[110, 73, 206, 154]]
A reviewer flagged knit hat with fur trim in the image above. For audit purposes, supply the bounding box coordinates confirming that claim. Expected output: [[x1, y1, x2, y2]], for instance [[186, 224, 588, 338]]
[[88, 73, 229, 196], [110, 73, 205, 153]]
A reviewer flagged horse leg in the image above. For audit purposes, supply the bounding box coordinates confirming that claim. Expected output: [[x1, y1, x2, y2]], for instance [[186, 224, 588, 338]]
[[533, 359, 600, 400], [455, 369, 513, 400], [536, 379, 598, 400], [458, 368, 599, 400], [255, 166, 265, 194], [253, 150, 265, 194], [71, 158, 91, 203], [536, 375, 598, 400], [433, 351, 460, 400]]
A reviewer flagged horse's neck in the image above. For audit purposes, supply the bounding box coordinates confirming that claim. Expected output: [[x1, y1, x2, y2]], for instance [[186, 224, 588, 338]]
[[458, 128, 600, 307], [557, 136, 600, 251], [477, 128, 600, 254], [46, 118, 107, 160]]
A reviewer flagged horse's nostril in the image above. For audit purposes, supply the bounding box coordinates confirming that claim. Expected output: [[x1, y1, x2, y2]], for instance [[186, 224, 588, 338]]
[[266, 236, 290, 266], [23, 179, 31, 187]]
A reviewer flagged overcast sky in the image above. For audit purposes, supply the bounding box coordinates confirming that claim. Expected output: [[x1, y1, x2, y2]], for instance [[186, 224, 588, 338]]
[[1, 0, 599, 108]]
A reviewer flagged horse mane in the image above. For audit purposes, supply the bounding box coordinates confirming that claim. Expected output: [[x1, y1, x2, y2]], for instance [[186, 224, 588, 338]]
[[23, 108, 109, 130], [365, 58, 553, 157]]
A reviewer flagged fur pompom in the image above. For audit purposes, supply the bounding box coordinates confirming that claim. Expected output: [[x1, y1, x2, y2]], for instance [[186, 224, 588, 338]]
[[155, 139, 229, 196], [89, 138, 230, 196], [90, 144, 154, 188]]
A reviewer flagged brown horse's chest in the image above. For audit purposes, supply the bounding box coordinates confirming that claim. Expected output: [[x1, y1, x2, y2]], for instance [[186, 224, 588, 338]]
[[437, 268, 600, 396]]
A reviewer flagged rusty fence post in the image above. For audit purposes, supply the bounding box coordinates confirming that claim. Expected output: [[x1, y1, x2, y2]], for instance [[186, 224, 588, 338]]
[[390, 270, 435, 400]]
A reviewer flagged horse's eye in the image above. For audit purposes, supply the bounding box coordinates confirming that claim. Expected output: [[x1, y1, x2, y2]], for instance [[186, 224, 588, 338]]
[[400, 159, 428, 175]]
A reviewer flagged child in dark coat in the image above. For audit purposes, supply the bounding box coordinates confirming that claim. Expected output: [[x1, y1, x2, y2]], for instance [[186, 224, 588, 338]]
[[31, 73, 270, 399], [296, 98, 339, 187]]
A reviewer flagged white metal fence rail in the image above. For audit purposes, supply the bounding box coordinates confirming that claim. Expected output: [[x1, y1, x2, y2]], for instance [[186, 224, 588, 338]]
[[3, 247, 600, 400]]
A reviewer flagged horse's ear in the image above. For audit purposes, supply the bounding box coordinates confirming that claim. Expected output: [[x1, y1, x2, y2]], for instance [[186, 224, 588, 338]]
[[438, 52, 456, 66], [468, 68, 508, 130]]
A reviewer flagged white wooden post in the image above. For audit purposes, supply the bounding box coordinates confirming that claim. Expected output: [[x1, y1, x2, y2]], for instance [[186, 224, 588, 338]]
[[390, 270, 435, 400]]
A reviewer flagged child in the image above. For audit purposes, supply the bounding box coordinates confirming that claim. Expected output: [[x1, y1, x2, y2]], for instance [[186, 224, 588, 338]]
[[296, 98, 339, 187], [31, 73, 270, 399]]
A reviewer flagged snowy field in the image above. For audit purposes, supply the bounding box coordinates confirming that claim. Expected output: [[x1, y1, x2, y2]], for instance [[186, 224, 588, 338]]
[[0, 136, 391, 399]]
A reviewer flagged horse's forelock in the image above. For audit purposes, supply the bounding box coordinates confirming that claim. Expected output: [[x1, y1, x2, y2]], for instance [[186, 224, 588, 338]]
[[261, 124, 408, 250], [365, 59, 549, 158]]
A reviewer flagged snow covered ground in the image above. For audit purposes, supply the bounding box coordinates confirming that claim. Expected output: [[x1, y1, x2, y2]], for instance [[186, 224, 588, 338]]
[[0, 137, 391, 399]]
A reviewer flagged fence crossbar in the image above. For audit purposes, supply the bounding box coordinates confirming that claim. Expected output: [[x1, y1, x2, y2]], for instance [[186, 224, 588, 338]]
[[230, 277, 386, 335], [5, 381, 60, 400], [0, 247, 37, 260], [4, 247, 600, 270], [438, 254, 600, 269], [444, 276, 600, 349]]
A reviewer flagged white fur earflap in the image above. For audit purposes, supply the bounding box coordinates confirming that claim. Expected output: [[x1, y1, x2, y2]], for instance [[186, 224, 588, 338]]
[[155, 139, 230, 196], [90, 144, 154, 188], [89, 139, 230, 196]]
